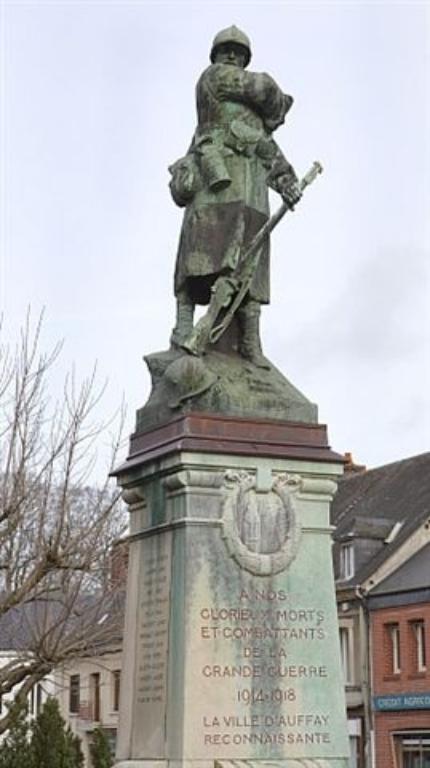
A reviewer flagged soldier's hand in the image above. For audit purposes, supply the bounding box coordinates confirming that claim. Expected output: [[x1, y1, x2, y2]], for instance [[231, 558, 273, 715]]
[[281, 178, 302, 208]]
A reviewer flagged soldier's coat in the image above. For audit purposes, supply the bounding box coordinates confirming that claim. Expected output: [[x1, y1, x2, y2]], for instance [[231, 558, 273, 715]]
[[172, 62, 296, 306]]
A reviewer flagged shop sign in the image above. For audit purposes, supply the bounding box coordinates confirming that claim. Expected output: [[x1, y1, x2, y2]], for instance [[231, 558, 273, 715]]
[[373, 693, 430, 711]]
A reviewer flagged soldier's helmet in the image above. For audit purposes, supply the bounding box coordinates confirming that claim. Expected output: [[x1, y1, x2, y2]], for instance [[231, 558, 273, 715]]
[[210, 25, 252, 66]]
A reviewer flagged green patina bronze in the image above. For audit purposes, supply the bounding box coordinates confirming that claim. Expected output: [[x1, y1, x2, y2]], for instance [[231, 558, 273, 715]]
[[169, 25, 303, 368], [136, 26, 322, 430]]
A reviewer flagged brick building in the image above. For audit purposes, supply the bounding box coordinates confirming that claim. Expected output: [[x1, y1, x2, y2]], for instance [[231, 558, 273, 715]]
[[331, 452, 430, 768], [369, 545, 430, 768]]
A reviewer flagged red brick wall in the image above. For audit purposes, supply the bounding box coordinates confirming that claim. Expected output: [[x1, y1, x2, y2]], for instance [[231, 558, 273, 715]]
[[371, 604, 430, 693], [109, 540, 129, 586], [371, 603, 430, 768], [374, 711, 430, 768]]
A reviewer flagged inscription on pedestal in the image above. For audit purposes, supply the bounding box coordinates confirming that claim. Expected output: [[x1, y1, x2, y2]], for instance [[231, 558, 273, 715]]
[[186, 576, 343, 758], [117, 461, 348, 765], [134, 532, 172, 754]]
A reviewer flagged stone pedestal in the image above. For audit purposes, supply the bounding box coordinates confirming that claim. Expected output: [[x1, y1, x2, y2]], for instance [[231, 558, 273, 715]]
[[113, 413, 349, 768]]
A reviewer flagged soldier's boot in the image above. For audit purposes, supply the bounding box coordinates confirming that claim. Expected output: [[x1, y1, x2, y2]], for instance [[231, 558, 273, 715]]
[[170, 294, 195, 348], [238, 300, 270, 369]]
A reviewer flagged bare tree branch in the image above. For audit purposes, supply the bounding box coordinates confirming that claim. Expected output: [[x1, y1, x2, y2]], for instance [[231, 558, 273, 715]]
[[0, 312, 127, 733]]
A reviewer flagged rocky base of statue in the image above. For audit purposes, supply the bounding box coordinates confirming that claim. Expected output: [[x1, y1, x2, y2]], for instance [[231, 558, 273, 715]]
[[136, 348, 317, 433]]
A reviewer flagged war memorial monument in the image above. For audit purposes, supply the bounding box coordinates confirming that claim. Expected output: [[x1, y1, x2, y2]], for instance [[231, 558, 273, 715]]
[[113, 26, 350, 768]]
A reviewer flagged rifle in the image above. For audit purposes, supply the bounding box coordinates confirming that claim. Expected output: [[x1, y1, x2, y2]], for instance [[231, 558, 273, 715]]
[[182, 161, 323, 357]]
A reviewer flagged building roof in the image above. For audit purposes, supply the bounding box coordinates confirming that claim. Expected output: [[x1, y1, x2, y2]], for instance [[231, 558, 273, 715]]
[[331, 452, 430, 587], [370, 541, 430, 596], [0, 592, 125, 654], [0, 602, 39, 651]]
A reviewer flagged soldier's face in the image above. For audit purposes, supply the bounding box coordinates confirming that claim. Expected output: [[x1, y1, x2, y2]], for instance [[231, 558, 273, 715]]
[[214, 43, 247, 68]]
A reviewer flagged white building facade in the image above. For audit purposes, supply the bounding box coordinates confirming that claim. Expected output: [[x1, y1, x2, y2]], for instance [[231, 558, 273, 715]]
[[55, 649, 122, 766]]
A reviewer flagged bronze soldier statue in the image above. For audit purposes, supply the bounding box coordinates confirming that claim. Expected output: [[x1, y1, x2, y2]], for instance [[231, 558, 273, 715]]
[[169, 26, 303, 368]]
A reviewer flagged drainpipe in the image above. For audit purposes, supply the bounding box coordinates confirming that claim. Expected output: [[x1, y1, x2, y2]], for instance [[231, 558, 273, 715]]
[[356, 586, 373, 768]]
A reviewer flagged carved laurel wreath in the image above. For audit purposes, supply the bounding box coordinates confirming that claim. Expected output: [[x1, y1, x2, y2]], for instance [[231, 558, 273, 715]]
[[221, 471, 302, 576]]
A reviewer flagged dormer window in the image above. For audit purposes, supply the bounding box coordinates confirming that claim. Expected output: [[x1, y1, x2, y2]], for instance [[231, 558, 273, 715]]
[[340, 543, 355, 579]]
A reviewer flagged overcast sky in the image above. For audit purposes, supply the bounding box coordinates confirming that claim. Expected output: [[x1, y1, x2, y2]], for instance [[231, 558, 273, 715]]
[[1, 0, 429, 475]]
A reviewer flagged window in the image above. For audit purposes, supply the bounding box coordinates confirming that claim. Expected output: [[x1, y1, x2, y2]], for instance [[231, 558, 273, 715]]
[[386, 623, 401, 674], [90, 673, 101, 722], [36, 683, 43, 715], [29, 683, 43, 715], [411, 620, 427, 672], [112, 670, 121, 712], [349, 735, 359, 768], [395, 733, 430, 768], [339, 626, 354, 684], [69, 674, 80, 714], [340, 543, 355, 579]]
